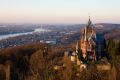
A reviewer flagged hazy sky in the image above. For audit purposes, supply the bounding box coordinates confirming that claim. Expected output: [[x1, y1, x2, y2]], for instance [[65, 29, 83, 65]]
[[0, 0, 120, 24]]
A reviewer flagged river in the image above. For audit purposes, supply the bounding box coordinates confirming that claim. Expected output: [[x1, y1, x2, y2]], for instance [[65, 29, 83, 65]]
[[0, 28, 50, 40]]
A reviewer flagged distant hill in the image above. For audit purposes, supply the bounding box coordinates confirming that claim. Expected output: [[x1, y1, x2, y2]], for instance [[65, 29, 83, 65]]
[[94, 23, 120, 40], [95, 23, 120, 29]]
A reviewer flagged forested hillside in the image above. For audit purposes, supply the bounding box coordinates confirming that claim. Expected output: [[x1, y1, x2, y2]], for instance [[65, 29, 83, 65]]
[[0, 39, 119, 80]]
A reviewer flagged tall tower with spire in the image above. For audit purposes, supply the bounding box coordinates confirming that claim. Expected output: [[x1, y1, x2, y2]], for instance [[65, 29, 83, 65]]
[[78, 16, 97, 63]]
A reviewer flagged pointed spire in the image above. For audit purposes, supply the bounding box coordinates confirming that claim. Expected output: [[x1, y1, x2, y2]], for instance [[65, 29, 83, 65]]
[[76, 41, 79, 53], [88, 16, 91, 27], [84, 26, 87, 41], [89, 16, 91, 20], [87, 16, 92, 27]]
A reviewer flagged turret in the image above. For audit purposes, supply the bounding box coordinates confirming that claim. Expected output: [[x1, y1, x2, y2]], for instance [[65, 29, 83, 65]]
[[80, 16, 97, 63], [76, 41, 79, 53]]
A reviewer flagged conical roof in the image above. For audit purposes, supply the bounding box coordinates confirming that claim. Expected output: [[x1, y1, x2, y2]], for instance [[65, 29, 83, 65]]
[[87, 16, 92, 27]]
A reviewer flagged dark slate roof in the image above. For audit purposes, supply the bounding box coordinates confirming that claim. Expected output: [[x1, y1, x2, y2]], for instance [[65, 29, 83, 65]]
[[96, 33, 106, 45]]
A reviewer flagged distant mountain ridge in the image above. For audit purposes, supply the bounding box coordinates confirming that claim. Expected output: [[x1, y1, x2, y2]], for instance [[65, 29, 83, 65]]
[[94, 23, 120, 40], [95, 23, 120, 28]]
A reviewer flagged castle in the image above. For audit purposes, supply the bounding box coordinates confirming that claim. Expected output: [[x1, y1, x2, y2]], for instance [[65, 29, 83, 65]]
[[77, 16, 97, 64], [64, 17, 109, 69], [76, 17, 111, 67]]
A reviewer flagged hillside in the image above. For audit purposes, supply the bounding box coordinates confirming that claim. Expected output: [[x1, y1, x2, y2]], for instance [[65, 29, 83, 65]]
[[0, 40, 119, 80], [0, 23, 120, 80]]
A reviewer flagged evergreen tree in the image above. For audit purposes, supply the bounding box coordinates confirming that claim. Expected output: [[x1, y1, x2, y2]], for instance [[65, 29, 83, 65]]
[[116, 41, 120, 55], [107, 39, 116, 55]]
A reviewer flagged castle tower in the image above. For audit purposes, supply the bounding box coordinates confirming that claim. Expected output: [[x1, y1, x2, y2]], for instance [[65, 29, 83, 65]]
[[80, 16, 97, 62], [76, 41, 82, 65]]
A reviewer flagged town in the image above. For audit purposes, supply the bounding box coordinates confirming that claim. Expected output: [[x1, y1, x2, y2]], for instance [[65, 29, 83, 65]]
[[0, 22, 120, 49], [0, 24, 82, 48]]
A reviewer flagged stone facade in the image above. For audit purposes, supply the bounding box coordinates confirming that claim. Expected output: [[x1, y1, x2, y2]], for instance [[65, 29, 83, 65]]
[[64, 17, 109, 69], [77, 17, 97, 64]]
